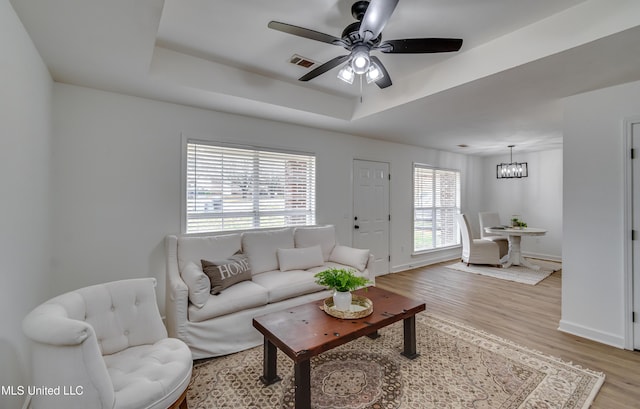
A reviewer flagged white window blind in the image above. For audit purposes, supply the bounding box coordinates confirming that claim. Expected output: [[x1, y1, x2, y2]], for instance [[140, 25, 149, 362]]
[[186, 141, 316, 233], [413, 164, 461, 252]]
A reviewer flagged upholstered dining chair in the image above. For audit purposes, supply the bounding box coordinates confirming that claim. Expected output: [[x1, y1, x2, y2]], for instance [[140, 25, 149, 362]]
[[456, 213, 502, 267], [22, 278, 192, 409], [478, 211, 509, 260]]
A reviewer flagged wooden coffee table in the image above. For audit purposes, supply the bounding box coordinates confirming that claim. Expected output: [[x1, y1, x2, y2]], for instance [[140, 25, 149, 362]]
[[252, 286, 426, 409]]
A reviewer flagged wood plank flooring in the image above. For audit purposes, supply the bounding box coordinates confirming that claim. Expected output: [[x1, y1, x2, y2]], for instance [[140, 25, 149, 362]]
[[375, 260, 640, 408]]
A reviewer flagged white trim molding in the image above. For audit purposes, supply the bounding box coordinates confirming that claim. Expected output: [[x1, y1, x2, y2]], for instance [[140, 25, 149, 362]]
[[623, 116, 640, 349], [391, 248, 461, 273], [558, 319, 626, 349]]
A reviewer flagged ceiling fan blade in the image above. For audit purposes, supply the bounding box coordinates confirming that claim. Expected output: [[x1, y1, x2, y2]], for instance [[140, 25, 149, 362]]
[[268, 21, 345, 46], [370, 56, 392, 89], [378, 38, 463, 53], [299, 55, 351, 81], [359, 0, 399, 41]]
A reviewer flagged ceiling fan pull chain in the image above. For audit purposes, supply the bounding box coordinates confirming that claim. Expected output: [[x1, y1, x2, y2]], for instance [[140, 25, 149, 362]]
[[360, 75, 363, 103]]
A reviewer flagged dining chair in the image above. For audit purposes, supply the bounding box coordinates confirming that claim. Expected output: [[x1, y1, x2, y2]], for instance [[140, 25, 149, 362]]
[[478, 211, 509, 260], [456, 213, 501, 267]]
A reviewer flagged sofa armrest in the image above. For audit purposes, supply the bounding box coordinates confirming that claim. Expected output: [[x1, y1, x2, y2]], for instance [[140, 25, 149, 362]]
[[365, 253, 375, 284], [165, 235, 190, 341]]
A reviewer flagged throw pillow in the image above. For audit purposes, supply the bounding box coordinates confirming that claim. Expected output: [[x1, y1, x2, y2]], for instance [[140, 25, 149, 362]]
[[181, 261, 211, 308], [202, 254, 252, 295], [277, 245, 325, 271], [329, 245, 370, 272]]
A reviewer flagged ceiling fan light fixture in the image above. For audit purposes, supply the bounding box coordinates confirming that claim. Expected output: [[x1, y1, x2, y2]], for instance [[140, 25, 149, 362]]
[[366, 61, 384, 83], [268, 0, 463, 89], [337, 64, 355, 84], [351, 46, 370, 74]]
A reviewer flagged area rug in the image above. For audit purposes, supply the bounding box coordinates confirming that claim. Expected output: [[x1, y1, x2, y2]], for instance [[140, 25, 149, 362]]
[[186, 314, 604, 409], [444, 258, 562, 285]]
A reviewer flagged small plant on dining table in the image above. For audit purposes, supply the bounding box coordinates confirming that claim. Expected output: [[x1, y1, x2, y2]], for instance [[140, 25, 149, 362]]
[[511, 217, 528, 228], [314, 268, 371, 292]]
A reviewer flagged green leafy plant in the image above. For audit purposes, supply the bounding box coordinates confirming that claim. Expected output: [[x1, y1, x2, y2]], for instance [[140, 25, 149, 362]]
[[314, 268, 371, 292], [511, 217, 528, 228]]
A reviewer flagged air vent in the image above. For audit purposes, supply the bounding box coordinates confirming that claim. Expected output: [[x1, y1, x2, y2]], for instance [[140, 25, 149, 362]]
[[289, 54, 316, 69]]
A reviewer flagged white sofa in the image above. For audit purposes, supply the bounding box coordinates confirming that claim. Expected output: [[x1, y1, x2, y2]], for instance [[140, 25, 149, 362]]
[[165, 225, 374, 359]]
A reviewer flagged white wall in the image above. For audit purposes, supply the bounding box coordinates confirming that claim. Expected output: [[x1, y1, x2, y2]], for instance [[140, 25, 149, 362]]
[[480, 149, 563, 260], [562, 79, 640, 347], [51, 83, 484, 312], [0, 0, 53, 408]]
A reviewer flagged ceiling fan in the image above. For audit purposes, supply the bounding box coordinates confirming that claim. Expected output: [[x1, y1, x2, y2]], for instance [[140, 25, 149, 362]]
[[268, 0, 463, 89]]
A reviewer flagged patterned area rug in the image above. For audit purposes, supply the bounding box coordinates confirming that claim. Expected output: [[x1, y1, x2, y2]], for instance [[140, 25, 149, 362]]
[[445, 258, 562, 285], [187, 314, 603, 409]]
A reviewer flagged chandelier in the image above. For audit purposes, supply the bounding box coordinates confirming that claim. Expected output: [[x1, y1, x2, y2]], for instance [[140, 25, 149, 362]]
[[496, 145, 528, 179]]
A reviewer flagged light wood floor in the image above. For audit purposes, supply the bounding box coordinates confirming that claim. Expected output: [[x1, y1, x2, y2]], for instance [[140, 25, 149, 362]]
[[375, 261, 640, 408]]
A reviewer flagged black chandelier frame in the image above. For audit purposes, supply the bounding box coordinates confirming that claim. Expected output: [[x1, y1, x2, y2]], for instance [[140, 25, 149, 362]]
[[496, 145, 528, 179]]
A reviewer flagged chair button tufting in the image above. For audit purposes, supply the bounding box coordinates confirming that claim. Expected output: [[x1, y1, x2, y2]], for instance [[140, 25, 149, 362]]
[[110, 306, 115, 312]]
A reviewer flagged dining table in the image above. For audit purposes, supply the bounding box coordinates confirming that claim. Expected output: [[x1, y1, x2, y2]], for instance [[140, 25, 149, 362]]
[[484, 226, 547, 270]]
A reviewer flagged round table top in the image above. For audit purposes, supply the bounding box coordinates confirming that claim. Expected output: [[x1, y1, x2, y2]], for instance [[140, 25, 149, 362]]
[[484, 226, 547, 236]]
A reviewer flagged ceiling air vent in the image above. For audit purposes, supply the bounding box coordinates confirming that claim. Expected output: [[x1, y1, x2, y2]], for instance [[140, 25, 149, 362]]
[[289, 54, 316, 69]]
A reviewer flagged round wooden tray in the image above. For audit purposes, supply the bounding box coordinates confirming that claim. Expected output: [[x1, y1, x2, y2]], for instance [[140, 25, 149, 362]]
[[321, 295, 373, 319]]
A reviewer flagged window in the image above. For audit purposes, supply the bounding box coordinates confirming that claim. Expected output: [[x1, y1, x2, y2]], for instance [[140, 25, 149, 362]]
[[185, 141, 316, 233], [413, 164, 461, 252]]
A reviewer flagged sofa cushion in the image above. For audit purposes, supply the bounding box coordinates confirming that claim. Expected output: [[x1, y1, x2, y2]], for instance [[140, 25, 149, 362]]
[[181, 262, 210, 308], [202, 254, 252, 295], [294, 225, 336, 261], [177, 234, 241, 272], [307, 262, 362, 274], [241, 228, 294, 274], [329, 245, 370, 272], [251, 270, 325, 303], [277, 245, 324, 272], [187, 280, 269, 322]]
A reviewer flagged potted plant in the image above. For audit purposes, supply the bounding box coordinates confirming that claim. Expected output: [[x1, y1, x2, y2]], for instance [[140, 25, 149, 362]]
[[314, 268, 371, 311], [510, 216, 528, 229]]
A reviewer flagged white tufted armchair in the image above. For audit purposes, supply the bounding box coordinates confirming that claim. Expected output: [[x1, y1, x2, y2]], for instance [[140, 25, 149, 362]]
[[22, 278, 192, 409]]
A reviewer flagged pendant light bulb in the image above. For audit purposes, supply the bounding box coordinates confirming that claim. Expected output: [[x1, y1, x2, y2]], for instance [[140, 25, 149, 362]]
[[351, 46, 370, 75]]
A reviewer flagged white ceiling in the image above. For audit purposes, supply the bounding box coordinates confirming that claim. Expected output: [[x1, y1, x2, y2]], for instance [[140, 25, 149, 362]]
[[11, 0, 640, 155]]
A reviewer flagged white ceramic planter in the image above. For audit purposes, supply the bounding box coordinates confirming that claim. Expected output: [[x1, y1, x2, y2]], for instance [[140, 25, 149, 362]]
[[333, 290, 352, 311]]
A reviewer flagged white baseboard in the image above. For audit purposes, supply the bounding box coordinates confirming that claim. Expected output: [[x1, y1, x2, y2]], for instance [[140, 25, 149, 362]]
[[558, 319, 625, 349], [391, 252, 459, 273], [387, 251, 559, 275], [522, 252, 561, 262]]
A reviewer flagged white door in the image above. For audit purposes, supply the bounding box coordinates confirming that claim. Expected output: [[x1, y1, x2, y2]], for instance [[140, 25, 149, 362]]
[[633, 122, 640, 349], [352, 160, 390, 276]]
